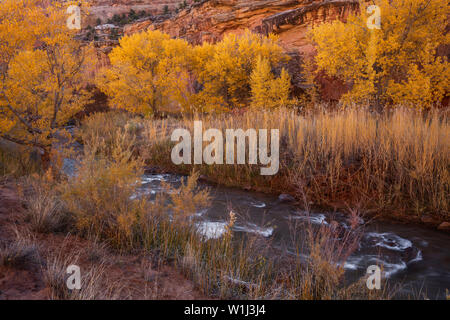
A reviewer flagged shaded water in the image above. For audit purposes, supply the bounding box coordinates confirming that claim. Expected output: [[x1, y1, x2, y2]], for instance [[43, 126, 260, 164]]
[[136, 173, 450, 299]]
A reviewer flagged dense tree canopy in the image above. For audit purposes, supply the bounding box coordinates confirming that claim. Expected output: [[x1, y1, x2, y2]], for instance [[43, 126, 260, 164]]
[[97, 30, 193, 116], [310, 0, 449, 108], [250, 55, 291, 109], [0, 0, 93, 153], [97, 29, 291, 115], [192, 31, 290, 112]]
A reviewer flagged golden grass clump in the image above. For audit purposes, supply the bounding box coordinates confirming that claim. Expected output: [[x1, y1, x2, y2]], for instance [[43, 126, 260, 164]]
[[60, 130, 146, 248], [0, 231, 41, 270], [43, 250, 120, 300], [20, 171, 70, 233]]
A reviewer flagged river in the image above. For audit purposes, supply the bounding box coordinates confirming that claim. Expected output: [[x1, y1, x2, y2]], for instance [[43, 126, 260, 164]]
[[134, 172, 450, 299]]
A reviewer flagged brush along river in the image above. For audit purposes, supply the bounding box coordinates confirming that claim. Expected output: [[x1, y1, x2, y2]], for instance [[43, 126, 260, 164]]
[[130, 173, 450, 299]]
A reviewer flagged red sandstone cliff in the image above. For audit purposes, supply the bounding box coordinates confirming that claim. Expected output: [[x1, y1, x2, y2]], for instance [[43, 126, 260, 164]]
[[87, 0, 194, 24], [123, 0, 360, 55]]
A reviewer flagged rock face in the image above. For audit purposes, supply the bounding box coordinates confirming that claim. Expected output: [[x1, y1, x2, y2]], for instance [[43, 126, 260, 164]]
[[86, 0, 194, 25], [125, 0, 360, 55]]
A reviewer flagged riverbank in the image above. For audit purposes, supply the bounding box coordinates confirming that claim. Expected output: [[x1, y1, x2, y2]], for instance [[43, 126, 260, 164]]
[[137, 171, 450, 299], [0, 181, 207, 300], [144, 165, 450, 234]]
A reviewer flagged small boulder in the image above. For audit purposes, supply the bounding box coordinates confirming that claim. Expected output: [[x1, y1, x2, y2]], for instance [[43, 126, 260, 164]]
[[437, 222, 450, 232], [420, 214, 439, 226], [278, 193, 296, 203]]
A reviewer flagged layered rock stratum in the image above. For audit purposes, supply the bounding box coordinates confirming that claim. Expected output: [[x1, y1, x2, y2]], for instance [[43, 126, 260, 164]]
[[88, 0, 193, 23], [122, 0, 360, 55]]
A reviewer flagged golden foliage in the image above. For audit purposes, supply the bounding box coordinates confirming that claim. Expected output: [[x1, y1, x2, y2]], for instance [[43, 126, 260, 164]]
[[192, 31, 289, 111], [118, 107, 448, 219], [96, 30, 193, 117], [98, 29, 290, 115], [0, 0, 93, 151], [163, 171, 211, 223], [310, 0, 449, 108], [60, 131, 144, 246], [250, 55, 291, 109]]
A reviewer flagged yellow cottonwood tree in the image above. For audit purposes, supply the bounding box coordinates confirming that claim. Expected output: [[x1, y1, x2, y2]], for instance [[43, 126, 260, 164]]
[[96, 30, 193, 116], [310, 0, 449, 109], [0, 0, 93, 158], [98, 30, 289, 114], [250, 56, 291, 109], [192, 30, 289, 112]]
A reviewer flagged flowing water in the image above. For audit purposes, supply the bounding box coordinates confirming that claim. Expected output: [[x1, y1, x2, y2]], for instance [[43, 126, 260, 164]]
[[135, 173, 450, 299]]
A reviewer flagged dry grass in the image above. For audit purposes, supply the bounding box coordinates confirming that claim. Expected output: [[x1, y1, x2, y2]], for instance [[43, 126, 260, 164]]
[[60, 130, 145, 248], [57, 126, 383, 299], [20, 173, 71, 233], [0, 143, 41, 177], [58, 107, 449, 299], [118, 107, 449, 221], [43, 250, 121, 300], [1, 107, 417, 299], [62, 105, 450, 299], [0, 229, 41, 270], [18, 168, 383, 299]]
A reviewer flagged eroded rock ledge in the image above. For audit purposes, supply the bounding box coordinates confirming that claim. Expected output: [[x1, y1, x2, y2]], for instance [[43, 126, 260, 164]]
[[124, 0, 360, 54]]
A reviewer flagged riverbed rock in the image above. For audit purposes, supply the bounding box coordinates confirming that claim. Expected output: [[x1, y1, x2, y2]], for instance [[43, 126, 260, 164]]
[[420, 214, 440, 226], [278, 193, 296, 203], [437, 222, 450, 232]]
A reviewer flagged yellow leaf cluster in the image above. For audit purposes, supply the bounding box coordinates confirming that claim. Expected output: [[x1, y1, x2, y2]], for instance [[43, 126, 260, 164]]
[[0, 0, 93, 151], [192, 31, 289, 111], [97, 30, 193, 116], [250, 55, 291, 109], [309, 0, 449, 109], [98, 29, 290, 115]]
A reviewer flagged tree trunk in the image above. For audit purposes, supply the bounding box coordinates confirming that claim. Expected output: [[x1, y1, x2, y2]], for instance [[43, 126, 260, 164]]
[[41, 147, 52, 171]]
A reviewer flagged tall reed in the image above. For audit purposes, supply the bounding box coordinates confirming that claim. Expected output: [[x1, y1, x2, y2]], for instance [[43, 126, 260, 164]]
[[134, 107, 449, 220]]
